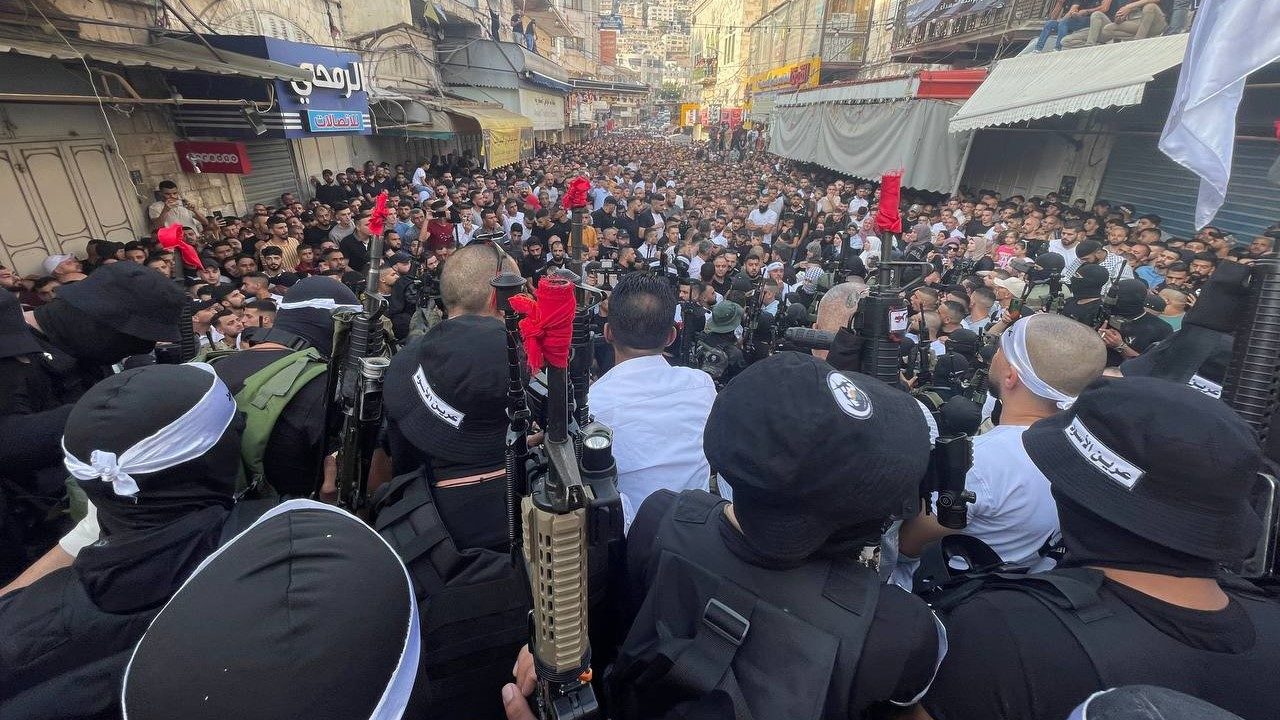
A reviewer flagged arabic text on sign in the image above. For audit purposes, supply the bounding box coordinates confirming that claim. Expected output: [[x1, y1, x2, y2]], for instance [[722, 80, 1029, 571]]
[[289, 61, 366, 103]]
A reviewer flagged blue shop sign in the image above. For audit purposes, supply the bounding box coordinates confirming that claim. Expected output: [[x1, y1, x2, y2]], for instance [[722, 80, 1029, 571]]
[[173, 36, 371, 138]]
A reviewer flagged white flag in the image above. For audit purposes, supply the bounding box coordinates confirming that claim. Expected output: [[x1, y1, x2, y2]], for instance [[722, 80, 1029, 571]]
[[1158, 0, 1280, 230]]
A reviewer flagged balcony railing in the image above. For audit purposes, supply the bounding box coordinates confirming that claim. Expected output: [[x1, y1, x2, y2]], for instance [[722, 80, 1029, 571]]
[[891, 0, 1055, 62]]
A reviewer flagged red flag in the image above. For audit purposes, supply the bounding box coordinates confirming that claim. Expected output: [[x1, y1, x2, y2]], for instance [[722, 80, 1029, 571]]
[[874, 171, 903, 234], [508, 276, 576, 371], [561, 175, 591, 211]]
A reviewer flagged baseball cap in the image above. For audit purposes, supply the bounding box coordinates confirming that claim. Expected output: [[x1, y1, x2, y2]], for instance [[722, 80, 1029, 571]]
[[55, 261, 185, 342], [1023, 377, 1262, 562], [991, 277, 1026, 298], [704, 353, 931, 563], [705, 300, 743, 334], [1075, 240, 1103, 259], [42, 253, 74, 275], [382, 315, 509, 467], [388, 251, 413, 266]]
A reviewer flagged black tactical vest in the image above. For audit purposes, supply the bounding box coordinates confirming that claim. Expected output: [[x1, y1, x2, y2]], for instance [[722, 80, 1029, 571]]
[[961, 568, 1280, 720], [372, 469, 531, 720], [607, 490, 882, 720]]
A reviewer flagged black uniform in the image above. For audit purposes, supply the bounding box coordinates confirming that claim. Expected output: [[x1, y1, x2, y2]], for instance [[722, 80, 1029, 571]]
[[1106, 312, 1173, 366], [924, 569, 1280, 720], [615, 490, 942, 719], [1060, 296, 1103, 326], [700, 331, 747, 384]]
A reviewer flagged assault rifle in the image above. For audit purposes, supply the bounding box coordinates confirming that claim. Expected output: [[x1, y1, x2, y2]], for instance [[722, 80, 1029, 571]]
[[327, 234, 390, 512], [497, 198, 623, 719]]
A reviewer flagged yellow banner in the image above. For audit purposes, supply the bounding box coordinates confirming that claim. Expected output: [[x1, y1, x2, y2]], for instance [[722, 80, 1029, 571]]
[[486, 128, 523, 169], [678, 103, 700, 127], [746, 57, 821, 95]]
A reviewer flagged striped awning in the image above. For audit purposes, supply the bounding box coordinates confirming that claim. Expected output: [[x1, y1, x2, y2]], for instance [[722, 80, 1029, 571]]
[[949, 34, 1189, 132]]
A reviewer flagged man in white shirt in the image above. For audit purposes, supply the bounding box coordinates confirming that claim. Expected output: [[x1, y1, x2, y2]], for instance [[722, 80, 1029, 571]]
[[746, 194, 779, 245], [894, 313, 1106, 587], [589, 272, 720, 530]]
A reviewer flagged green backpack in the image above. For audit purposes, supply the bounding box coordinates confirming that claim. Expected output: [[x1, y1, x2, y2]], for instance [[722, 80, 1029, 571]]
[[207, 348, 328, 497]]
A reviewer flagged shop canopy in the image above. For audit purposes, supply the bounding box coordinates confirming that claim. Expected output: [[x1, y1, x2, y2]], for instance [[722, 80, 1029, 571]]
[[447, 104, 534, 133], [0, 27, 310, 83], [769, 99, 969, 193], [948, 34, 1189, 133]]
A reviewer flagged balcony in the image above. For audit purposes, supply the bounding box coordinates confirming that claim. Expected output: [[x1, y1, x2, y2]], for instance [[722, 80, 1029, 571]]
[[891, 0, 1055, 65]]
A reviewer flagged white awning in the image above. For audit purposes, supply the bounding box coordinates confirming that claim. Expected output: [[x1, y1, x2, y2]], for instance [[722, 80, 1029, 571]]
[[777, 76, 918, 107], [949, 34, 1189, 133], [770, 99, 969, 193]]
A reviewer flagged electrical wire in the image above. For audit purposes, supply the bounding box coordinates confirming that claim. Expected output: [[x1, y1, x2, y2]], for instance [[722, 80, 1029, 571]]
[[28, 3, 145, 201]]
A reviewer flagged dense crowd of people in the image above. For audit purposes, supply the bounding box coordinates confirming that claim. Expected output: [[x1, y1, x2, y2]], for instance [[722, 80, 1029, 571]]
[[2, 133, 1280, 720]]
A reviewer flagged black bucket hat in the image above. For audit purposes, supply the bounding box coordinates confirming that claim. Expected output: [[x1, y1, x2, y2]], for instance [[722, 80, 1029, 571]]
[[1023, 376, 1262, 562], [383, 314, 509, 466]]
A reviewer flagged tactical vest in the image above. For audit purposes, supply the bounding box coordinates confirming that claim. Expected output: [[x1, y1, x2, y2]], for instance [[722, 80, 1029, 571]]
[[372, 469, 531, 720], [607, 490, 882, 720], [207, 348, 327, 498], [948, 568, 1280, 720]]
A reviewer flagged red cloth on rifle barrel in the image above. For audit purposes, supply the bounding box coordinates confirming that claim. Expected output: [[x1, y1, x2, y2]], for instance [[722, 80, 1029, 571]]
[[509, 276, 576, 371], [368, 190, 392, 238], [875, 171, 903, 234], [156, 223, 200, 269]]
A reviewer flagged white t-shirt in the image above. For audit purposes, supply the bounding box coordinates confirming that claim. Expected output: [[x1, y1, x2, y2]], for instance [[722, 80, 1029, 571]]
[[589, 354, 721, 531], [746, 207, 779, 243], [960, 424, 1059, 568], [892, 424, 1058, 589], [411, 168, 432, 202]]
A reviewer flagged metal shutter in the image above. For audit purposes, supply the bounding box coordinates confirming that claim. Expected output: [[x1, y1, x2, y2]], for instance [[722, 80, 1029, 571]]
[[240, 140, 300, 210], [1098, 135, 1280, 240]]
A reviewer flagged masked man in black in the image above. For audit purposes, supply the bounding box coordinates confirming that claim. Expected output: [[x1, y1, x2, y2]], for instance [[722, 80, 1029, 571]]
[[605, 353, 945, 720], [0, 363, 241, 719], [916, 377, 1280, 720]]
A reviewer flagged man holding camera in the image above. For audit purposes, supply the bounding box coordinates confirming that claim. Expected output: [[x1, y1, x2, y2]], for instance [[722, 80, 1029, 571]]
[[895, 314, 1106, 584]]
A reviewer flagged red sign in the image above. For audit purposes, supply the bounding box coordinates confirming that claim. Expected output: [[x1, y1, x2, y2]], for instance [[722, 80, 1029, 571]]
[[174, 141, 252, 174], [599, 29, 617, 67], [721, 108, 743, 127]]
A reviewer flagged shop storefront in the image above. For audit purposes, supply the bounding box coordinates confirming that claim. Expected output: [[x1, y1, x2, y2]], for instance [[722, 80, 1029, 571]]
[[173, 36, 371, 208], [0, 27, 309, 274]]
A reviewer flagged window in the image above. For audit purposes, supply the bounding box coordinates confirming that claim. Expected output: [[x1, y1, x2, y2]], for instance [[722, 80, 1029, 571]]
[[563, 0, 584, 10]]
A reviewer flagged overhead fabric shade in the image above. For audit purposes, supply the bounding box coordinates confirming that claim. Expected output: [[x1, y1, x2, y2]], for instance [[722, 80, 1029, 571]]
[[447, 105, 533, 169], [769, 99, 970, 193], [778, 76, 917, 106], [0, 28, 310, 82], [448, 104, 533, 132], [949, 34, 1189, 133]]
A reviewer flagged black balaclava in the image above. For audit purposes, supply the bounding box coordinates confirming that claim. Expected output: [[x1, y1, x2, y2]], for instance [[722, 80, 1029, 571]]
[[63, 364, 241, 612], [272, 276, 360, 352], [1054, 489, 1219, 578], [35, 299, 157, 363]]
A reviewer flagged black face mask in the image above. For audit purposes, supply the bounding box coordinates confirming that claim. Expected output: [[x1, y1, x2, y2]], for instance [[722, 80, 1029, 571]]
[[1053, 489, 1219, 578], [35, 300, 157, 364]]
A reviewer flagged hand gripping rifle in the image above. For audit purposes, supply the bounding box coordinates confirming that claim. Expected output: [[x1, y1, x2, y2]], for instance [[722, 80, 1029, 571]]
[[507, 259, 622, 717], [327, 231, 390, 512]]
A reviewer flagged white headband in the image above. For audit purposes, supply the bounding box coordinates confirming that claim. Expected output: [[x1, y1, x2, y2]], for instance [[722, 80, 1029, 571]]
[[277, 298, 362, 312], [63, 363, 237, 499], [1000, 317, 1076, 410]]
